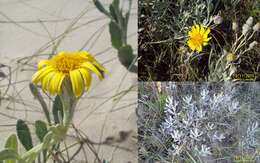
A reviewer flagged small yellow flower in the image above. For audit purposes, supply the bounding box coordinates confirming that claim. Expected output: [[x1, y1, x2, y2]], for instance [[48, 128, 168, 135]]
[[187, 24, 211, 53], [226, 53, 236, 62], [32, 51, 107, 97]]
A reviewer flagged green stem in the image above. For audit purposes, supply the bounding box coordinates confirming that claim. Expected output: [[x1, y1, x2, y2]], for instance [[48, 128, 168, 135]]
[[22, 81, 77, 163], [61, 80, 77, 129]]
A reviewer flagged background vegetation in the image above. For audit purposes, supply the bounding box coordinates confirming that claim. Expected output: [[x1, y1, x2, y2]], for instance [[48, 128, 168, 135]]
[[138, 82, 260, 162]]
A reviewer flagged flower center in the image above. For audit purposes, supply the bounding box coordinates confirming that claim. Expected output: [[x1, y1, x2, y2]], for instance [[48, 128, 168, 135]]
[[52, 53, 86, 73], [192, 34, 203, 46]]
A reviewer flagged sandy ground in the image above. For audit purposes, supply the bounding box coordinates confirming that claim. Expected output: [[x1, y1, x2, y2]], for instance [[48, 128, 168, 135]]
[[0, 0, 137, 162]]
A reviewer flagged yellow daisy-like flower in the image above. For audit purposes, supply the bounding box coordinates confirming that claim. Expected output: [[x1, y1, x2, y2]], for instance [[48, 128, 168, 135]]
[[32, 51, 107, 97], [187, 24, 211, 53]]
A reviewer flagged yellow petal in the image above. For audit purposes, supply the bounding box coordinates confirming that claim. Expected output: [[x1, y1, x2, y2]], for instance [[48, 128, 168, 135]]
[[200, 26, 205, 35], [80, 51, 95, 61], [38, 60, 49, 69], [81, 62, 103, 80], [192, 25, 196, 32], [70, 70, 84, 97], [196, 25, 200, 32], [42, 71, 55, 92], [205, 28, 210, 35], [188, 31, 193, 37], [49, 72, 65, 95], [93, 62, 108, 74], [57, 74, 65, 93], [79, 68, 92, 91], [203, 42, 208, 46], [196, 45, 202, 52], [204, 37, 211, 42], [79, 51, 107, 72], [56, 51, 65, 57], [188, 40, 196, 51], [32, 66, 54, 84]]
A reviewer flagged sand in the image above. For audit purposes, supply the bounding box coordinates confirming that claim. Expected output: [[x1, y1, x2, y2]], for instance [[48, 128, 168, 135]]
[[0, 0, 137, 162]]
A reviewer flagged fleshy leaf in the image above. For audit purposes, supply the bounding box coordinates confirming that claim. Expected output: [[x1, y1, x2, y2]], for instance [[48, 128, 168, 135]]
[[53, 95, 64, 124], [16, 120, 33, 151], [109, 21, 123, 49], [4, 134, 18, 163], [0, 149, 22, 162], [35, 120, 48, 142]]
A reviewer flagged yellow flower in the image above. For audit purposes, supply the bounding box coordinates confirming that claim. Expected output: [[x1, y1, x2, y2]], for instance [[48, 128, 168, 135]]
[[32, 51, 107, 97], [187, 24, 211, 53], [226, 53, 236, 62]]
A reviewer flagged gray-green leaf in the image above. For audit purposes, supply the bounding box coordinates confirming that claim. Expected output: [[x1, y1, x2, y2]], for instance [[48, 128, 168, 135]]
[[35, 120, 48, 142], [109, 5, 118, 22], [112, 0, 119, 9], [0, 149, 20, 161], [53, 95, 63, 124], [118, 45, 135, 68], [16, 120, 33, 151], [4, 134, 18, 163], [109, 21, 122, 49], [93, 0, 111, 18]]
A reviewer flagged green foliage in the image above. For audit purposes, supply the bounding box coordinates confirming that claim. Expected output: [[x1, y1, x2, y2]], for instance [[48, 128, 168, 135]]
[[93, 0, 111, 17], [118, 45, 135, 69], [109, 21, 123, 49], [4, 134, 18, 163], [16, 120, 33, 151], [35, 120, 48, 142], [94, 0, 137, 73], [0, 149, 22, 163], [53, 95, 64, 124]]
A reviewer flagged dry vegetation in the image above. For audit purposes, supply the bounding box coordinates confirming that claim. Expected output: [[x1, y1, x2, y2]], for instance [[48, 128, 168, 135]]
[[138, 0, 259, 81]]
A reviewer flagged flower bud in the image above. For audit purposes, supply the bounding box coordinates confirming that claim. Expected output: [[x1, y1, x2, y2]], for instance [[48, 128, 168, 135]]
[[253, 22, 260, 32], [249, 41, 258, 50], [213, 15, 223, 25], [246, 16, 253, 26], [242, 24, 250, 35], [232, 22, 238, 31]]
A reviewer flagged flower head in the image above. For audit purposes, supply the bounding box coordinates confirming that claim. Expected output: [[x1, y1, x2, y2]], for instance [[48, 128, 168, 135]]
[[226, 53, 236, 62], [246, 16, 253, 26], [187, 25, 211, 53], [213, 15, 223, 24], [249, 41, 258, 50], [253, 22, 260, 32], [32, 51, 107, 97], [242, 24, 251, 35]]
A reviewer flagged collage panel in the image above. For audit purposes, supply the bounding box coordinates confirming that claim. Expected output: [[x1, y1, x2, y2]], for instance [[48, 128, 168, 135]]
[[0, 0, 137, 162], [138, 0, 259, 81], [138, 82, 260, 162]]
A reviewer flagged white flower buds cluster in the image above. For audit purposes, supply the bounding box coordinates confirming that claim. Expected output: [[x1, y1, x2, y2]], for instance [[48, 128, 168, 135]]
[[242, 17, 255, 35], [249, 41, 258, 50], [233, 17, 258, 34]]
